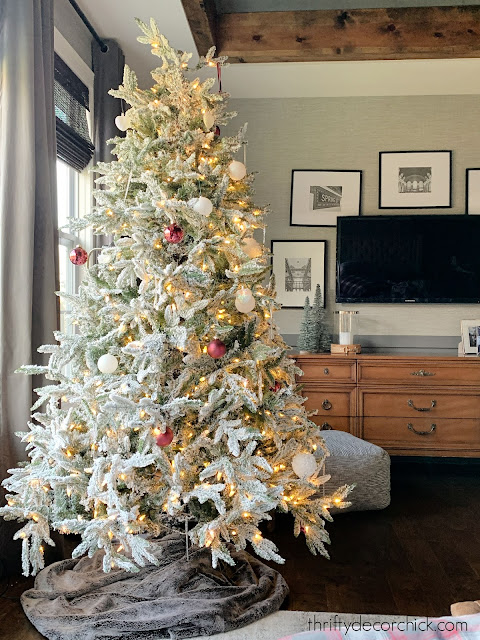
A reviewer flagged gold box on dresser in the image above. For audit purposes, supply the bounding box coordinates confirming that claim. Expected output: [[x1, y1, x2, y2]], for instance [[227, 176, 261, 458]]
[[294, 353, 480, 457]]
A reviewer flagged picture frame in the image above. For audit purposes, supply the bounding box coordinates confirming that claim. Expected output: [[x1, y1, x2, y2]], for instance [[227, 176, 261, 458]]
[[290, 169, 362, 227], [379, 151, 452, 209], [466, 168, 480, 215], [271, 240, 326, 309], [461, 319, 480, 355]]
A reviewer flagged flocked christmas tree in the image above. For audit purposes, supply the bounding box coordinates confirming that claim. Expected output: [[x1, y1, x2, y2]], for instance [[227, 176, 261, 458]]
[[1, 19, 351, 577], [312, 284, 331, 352], [297, 297, 315, 353]]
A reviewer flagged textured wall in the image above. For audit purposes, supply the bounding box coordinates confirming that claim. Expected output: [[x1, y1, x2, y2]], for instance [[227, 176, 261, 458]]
[[228, 95, 480, 342]]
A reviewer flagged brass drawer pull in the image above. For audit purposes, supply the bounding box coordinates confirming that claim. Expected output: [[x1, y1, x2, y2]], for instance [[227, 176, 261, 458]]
[[407, 399, 437, 412], [411, 369, 436, 377], [322, 399, 332, 411], [321, 422, 333, 430], [407, 423, 436, 436], [324, 368, 329, 375]]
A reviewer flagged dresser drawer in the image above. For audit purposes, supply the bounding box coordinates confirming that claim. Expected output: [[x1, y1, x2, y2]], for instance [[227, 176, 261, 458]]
[[296, 358, 356, 384], [302, 386, 355, 417], [362, 390, 480, 419], [309, 415, 352, 433], [363, 417, 480, 451], [358, 361, 480, 386]]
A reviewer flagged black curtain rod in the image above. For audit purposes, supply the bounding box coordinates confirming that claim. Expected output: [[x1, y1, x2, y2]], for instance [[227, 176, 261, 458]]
[[68, 0, 109, 53]]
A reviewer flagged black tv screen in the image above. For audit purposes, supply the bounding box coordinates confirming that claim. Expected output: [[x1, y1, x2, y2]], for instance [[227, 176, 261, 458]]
[[336, 215, 480, 304]]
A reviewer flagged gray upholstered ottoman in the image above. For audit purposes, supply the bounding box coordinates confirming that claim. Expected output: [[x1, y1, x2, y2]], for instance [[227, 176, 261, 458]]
[[320, 430, 390, 512]]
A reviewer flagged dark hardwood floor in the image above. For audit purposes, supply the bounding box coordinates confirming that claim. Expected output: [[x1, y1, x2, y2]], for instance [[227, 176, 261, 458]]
[[1, 458, 480, 639], [268, 457, 480, 616]]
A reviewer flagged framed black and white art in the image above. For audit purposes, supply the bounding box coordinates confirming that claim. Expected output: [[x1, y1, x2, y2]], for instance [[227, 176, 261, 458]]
[[290, 170, 362, 227], [271, 240, 326, 309], [379, 151, 452, 209], [466, 169, 480, 214]]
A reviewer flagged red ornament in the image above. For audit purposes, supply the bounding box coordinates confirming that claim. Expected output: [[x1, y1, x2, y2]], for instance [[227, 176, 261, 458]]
[[214, 126, 221, 138], [270, 380, 282, 393], [156, 427, 174, 447], [69, 245, 88, 266], [207, 339, 227, 359], [164, 223, 184, 244]]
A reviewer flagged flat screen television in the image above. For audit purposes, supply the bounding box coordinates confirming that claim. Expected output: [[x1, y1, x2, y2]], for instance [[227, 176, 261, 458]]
[[336, 215, 480, 304]]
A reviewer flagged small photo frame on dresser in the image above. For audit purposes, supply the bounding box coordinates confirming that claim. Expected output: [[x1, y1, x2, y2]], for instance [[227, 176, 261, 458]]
[[461, 319, 480, 354]]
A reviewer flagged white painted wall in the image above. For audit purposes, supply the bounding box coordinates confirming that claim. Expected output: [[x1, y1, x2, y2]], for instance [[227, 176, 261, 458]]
[[225, 58, 480, 99], [228, 94, 480, 340]]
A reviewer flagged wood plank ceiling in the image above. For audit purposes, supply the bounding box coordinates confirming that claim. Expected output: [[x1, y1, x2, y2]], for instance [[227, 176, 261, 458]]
[[181, 2, 480, 62]]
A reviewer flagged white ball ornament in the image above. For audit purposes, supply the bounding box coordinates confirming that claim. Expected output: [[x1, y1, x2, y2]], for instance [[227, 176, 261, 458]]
[[193, 196, 213, 217], [115, 110, 133, 131], [97, 253, 113, 265], [114, 114, 129, 132], [235, 287, 255, 313], [203, 111, 215, 129], [236, 287, 253, 304], [235, 298, 256, 313], [242, 237, 262, 259], [228, 160, 247, 181], [97, 354, 118, 374], [292, 452, 317, 479]]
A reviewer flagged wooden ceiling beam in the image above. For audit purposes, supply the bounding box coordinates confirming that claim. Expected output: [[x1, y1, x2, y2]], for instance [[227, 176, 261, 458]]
[[181, 0, 217, 55], [213, 6, 480, 63]]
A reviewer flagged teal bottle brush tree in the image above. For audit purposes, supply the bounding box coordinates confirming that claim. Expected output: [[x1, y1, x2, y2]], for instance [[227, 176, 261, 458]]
[[1, 19, 351, 577]]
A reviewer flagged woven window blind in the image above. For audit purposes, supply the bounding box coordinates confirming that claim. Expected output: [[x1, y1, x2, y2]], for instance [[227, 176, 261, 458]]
[[54, 54, 94, 172]]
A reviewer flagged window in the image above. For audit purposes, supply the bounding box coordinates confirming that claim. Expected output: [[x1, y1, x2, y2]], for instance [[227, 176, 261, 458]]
[[56, 159, 82, 334], [54, 53, 94, 173], [54, 29, 94, 334]]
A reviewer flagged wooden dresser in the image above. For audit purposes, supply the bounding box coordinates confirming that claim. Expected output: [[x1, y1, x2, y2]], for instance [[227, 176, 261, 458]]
[[295, 353, 480, 457]]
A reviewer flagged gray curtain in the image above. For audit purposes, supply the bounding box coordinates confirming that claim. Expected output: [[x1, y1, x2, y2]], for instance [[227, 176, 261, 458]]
[[92, 39, 125, 165], [92, 39, 124, 250], [0, 0, 59, 575]]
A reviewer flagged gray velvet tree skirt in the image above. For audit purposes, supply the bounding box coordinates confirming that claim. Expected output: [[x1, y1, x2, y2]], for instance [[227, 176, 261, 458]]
[[21, 532, 289, 640]]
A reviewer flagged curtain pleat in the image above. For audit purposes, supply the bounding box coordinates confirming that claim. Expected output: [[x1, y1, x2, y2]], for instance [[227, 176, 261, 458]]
[[0, 0, 60, 576], [92, 39, 124, 250], [92, 39, 124, 165]]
